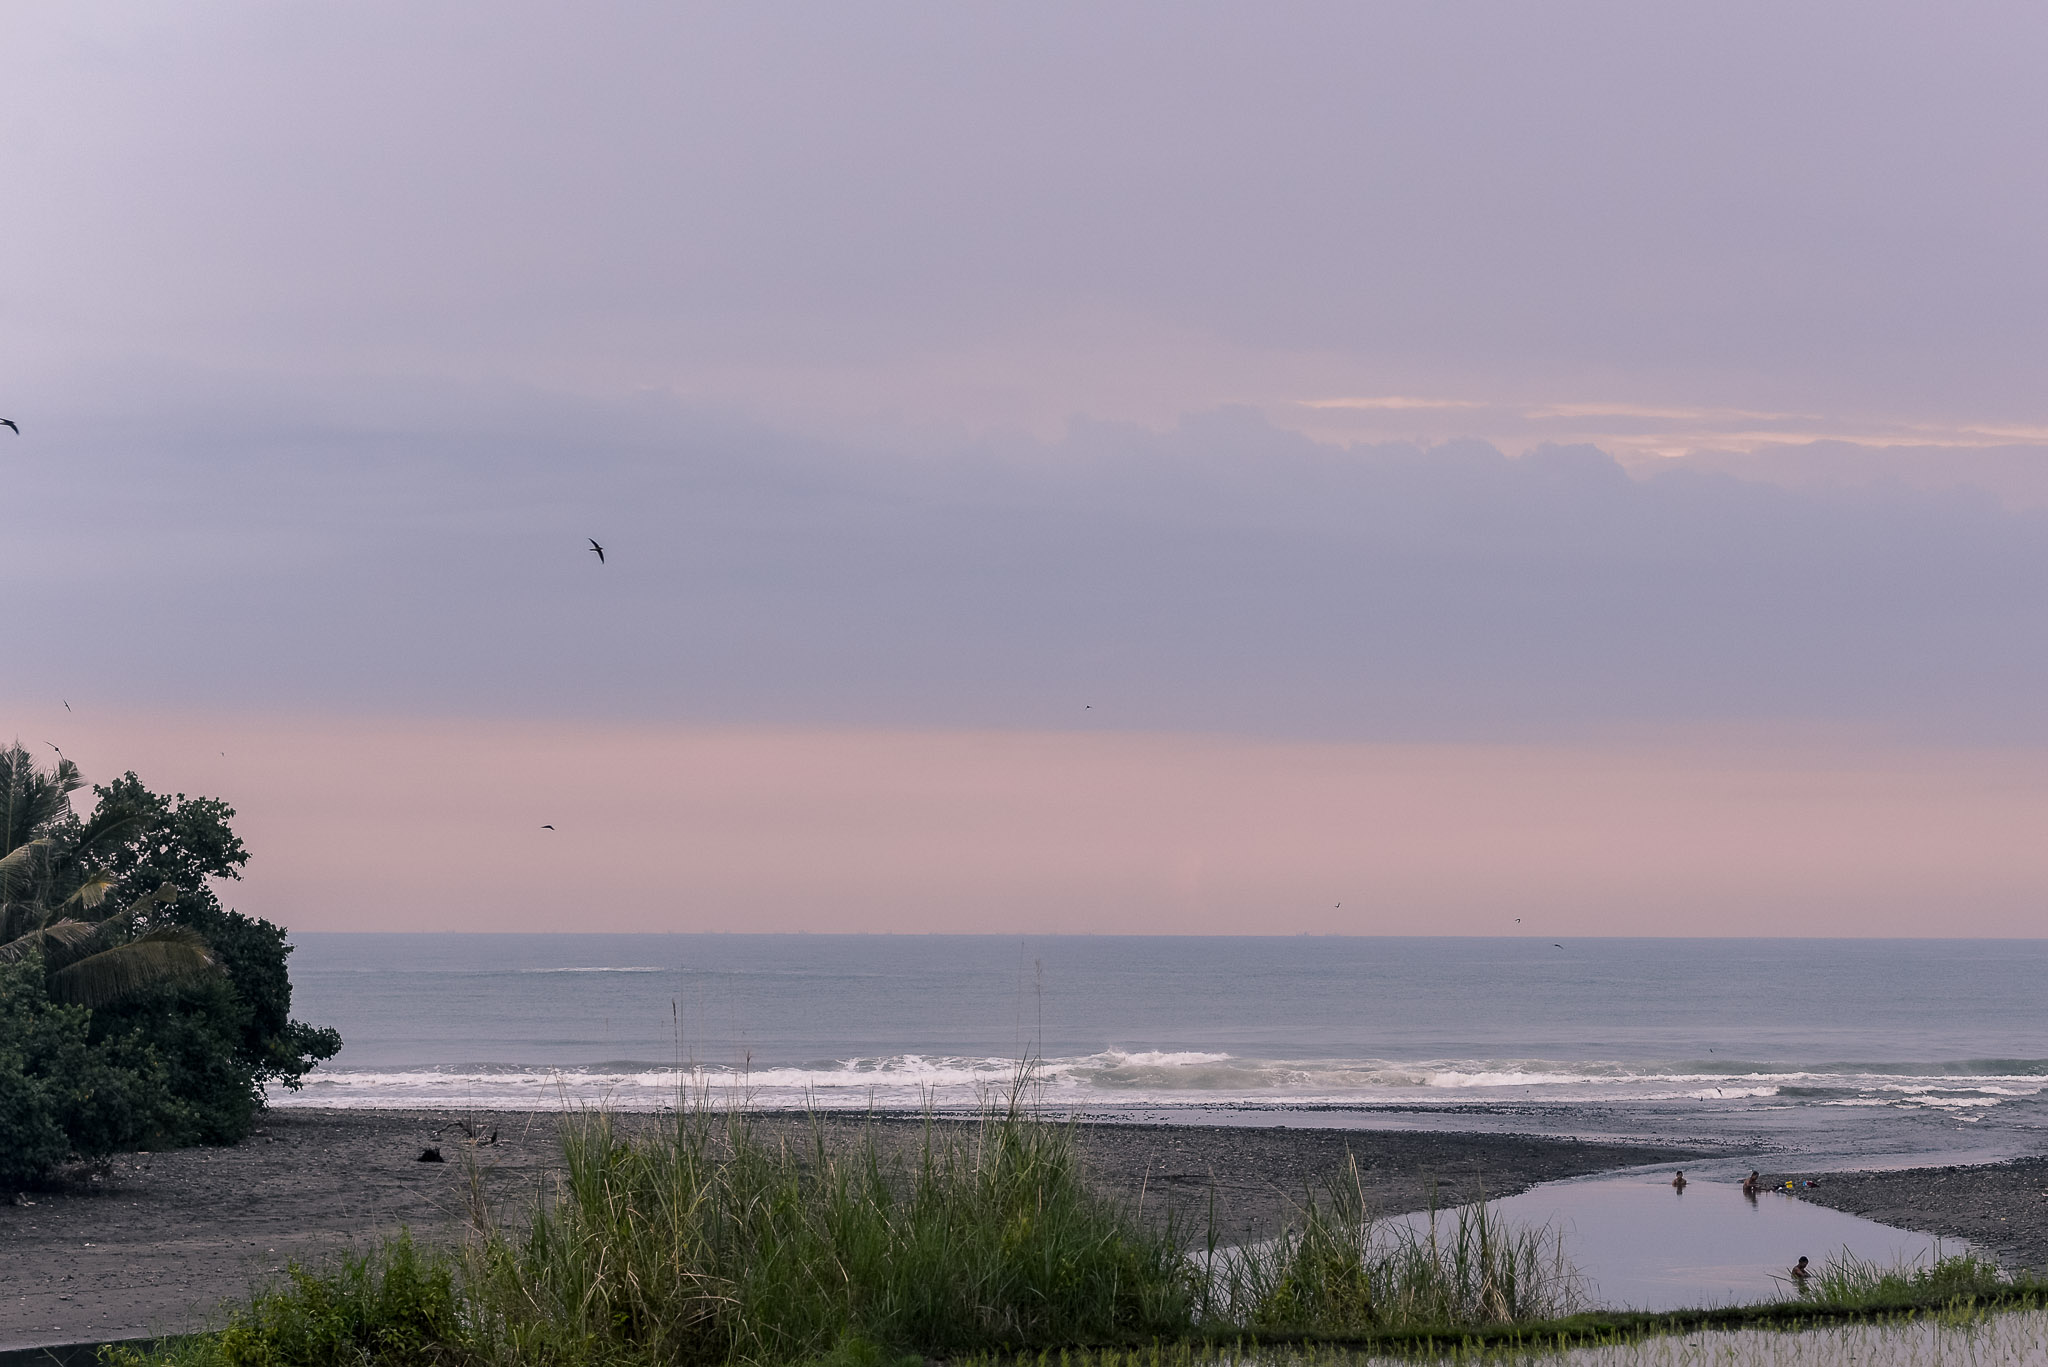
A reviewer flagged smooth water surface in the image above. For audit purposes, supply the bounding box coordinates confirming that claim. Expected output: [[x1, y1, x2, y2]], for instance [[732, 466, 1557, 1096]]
[[1404, 1171, 1965, 1311]]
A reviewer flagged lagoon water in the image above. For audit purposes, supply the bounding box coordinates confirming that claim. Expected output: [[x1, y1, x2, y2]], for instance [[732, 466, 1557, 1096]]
[[1402, 1172, 1961, 1311], [282, 934, 2048, 1171]]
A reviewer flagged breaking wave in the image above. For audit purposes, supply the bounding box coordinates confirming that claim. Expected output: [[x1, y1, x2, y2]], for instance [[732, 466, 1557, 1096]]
[[272, 1049, 2048, 1113]]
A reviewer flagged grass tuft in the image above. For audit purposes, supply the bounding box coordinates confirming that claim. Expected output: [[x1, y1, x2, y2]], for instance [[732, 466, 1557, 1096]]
[[1209, 1158, 1582, 1332], [1800, 1248, 2011, 1306]]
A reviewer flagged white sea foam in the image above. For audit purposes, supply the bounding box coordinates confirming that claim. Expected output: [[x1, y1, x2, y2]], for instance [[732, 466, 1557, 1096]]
[[268, 1048, 2048, 1114]]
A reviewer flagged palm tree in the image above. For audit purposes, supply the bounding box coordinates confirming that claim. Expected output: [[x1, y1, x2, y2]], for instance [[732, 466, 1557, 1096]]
[[0, 742, 220, 1007]]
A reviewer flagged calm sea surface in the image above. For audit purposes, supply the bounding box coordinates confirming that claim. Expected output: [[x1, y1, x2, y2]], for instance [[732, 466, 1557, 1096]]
[[281, 935, 2048, 1168]]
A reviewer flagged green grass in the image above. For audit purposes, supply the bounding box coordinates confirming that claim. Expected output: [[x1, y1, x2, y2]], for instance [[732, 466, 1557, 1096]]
[[456, 1094, 1200, 1365], [102, 1091, 2039, 1367], [1206, 1158, 1583, 1331]]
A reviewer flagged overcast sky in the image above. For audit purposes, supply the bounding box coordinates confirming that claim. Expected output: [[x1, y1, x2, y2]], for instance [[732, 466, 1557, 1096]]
[[6, 4, 2048, 932]]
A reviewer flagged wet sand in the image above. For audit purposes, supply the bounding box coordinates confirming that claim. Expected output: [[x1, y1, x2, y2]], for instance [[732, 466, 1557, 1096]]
[[1, 1108, 1692, 1349], [1783, 1155, 2048, 1273]]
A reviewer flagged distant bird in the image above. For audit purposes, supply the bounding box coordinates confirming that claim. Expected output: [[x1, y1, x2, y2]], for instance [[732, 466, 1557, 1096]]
[[1553, 943, 1563, 949], [62, 700, 70, 712], [0, 419, 17, 435], [588, 538, 605, 563], [541, 824, 555, 830], [1514, 917, 1521, 923]]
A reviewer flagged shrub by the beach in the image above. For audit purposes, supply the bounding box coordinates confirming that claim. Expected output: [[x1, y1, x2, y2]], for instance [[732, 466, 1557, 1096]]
[[214, 1236, 461, 1367], [77, 773, 341, 1134], [0, 956, 170, 1185], [0, 746, 338, 1175], [98, 1236, 464, 1367]]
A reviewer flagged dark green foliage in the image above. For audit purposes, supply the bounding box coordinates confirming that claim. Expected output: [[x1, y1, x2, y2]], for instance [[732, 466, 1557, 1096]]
[[0, 749, 337, 1181], [101, 1238, 461, 1367], [0, 956, 170, 1184], [211, 1237, 460, 1367], [77, 774, 341, 1102]]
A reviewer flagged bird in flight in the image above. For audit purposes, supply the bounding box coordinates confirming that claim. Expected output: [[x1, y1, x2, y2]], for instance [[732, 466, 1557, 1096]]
[[62, 700, 70, 712], [588, 539, 605, 563], [0, 419, 17, 435], [541, 824, 555, 830], [1553, 943, 1563, 949], [1514, 917, 1521, 924]]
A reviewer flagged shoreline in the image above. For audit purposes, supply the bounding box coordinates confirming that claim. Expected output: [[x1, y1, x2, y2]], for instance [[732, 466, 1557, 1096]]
[[3, 1106, 1694, 1349]]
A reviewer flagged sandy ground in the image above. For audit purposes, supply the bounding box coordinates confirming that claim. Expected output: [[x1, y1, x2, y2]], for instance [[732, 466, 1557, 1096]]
[[1, 1108, 1692, 1349], [1783, 1155, 2048, 1273]]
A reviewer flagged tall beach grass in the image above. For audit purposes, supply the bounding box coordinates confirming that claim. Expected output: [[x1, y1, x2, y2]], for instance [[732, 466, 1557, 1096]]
[[114, 1083, 1589, 1367], [1205, 1155, 1583, 1331]]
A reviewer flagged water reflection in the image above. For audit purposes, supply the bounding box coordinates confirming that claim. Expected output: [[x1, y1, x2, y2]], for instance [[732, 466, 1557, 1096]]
[[1389, 1170, 1962, 1311]]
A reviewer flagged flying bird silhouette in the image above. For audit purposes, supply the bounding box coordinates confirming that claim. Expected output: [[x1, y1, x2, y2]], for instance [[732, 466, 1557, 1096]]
[[1553, 943, 1563, 949], [0, 419, 17, 435], [541, 824, 555, 830], [588, 539, 605, 563], [62, 700, 70, 712]]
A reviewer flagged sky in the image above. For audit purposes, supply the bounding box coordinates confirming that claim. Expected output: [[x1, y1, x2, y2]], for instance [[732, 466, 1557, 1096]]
[[5, 4, 2048, 934]]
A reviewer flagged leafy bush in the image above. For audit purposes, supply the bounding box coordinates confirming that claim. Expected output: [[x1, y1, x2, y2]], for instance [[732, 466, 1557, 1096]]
[[0, 746, 338, 1180], [101, 1237, 462, 1367], [0, 956, 170, 1184]]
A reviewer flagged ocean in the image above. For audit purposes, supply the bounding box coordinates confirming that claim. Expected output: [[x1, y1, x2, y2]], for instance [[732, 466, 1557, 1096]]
[[280, 934, 2048, 1170]]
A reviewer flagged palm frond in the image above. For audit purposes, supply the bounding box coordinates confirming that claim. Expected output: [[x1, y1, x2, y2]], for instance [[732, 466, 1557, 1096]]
[[47, 928, 220, 1009], [0, 918, 98, 964], [113, 881, 181, 924], [0, 839, 48, 884], [64, 870, 116, 909]]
